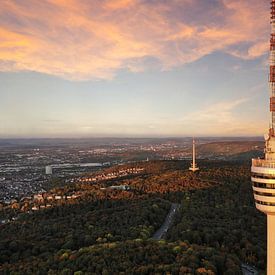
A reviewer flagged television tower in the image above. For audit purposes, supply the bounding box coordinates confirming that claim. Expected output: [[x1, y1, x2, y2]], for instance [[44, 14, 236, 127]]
[[251, 1, 275, 274], [189, 138, 199, 172]]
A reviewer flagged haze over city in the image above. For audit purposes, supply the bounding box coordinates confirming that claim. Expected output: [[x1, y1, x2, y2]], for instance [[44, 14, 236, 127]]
[[0, 0, 271, 138]]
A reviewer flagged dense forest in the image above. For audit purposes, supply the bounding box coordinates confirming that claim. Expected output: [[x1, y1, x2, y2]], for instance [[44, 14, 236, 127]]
[[167, 167, 266, 270], [0, 160, 266, 274]]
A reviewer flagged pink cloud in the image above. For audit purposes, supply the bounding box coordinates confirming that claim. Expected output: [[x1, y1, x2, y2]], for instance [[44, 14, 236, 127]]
[[0, 0, 270, 80]]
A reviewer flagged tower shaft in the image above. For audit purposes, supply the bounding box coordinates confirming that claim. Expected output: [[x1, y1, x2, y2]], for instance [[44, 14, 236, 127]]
[[251, 1, 275, 274], [268, 215, 275, 275], [271, 0, 275, 132], [189, 138, 199, 172], [193, 139, 195, 168]]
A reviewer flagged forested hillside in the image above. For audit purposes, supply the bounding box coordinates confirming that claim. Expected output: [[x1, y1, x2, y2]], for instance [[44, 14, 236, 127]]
[[0, 160, 266, 274]]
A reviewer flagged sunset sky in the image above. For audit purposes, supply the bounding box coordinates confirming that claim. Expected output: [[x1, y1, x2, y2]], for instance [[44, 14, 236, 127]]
[[0, 0, 271, 137]]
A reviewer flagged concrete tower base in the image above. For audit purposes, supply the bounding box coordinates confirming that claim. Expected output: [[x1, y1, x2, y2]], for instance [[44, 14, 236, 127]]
[[268, 214, 275, 275]]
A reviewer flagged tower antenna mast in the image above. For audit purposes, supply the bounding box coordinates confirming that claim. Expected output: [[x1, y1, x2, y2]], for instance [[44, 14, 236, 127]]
[[189, 138, 199, 172], [251, 1, 275, 274]]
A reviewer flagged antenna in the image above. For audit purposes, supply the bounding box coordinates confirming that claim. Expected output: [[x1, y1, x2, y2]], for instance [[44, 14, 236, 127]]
[[189, 138, 199, 172]]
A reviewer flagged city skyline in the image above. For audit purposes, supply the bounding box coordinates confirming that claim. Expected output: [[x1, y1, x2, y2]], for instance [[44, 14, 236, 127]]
[[0, 0, 271, 138]]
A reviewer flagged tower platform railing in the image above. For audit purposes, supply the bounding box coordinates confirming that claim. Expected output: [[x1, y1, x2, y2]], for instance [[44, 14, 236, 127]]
[[252, 158, 275, 169]]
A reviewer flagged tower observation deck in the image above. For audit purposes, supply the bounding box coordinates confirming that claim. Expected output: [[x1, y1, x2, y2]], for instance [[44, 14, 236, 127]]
[[251, 1, 275, 274]]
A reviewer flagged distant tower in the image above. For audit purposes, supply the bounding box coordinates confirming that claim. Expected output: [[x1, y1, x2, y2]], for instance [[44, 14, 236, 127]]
[[189, 138, 199, 172], [45, 165, 52, 175], [251, 1, 275, 274]]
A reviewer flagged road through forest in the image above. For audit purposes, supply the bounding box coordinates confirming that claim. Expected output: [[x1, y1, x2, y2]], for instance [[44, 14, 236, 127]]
[[152, 203, 180, 240]]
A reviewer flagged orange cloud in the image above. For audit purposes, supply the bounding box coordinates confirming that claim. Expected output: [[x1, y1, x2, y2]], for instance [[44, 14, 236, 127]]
[[104, 0, 136, 10], [0, 0, 270, 80]]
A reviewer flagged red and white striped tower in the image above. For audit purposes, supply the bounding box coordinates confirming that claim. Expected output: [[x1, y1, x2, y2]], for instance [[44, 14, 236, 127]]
[[251, 1, 275, 274], [270, 0, 275, 133]]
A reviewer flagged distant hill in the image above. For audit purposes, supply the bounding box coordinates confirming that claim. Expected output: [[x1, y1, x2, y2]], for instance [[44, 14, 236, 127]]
[[197, 141, 264, 159], [228, 150, 264, 161]]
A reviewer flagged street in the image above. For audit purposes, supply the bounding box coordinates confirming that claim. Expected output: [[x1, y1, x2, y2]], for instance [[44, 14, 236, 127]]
[[152, 203, 180, 240]]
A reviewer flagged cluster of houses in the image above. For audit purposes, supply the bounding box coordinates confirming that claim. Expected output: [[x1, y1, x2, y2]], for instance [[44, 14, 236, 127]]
[[73, 167, 145, 183], [0, 191, 82, 213], [0, 167, 145, 223], [30, 193, 81, 210]]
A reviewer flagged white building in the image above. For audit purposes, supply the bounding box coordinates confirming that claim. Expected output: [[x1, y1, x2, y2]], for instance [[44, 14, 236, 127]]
[[45, 165, 52, 175]]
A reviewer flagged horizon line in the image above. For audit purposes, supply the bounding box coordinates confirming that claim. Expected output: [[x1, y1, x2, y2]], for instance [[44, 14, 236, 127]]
[[0, 136, 264, 140]]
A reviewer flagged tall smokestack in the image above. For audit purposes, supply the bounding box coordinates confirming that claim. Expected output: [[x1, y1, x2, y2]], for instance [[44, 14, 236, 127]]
[[251, 1, 275, 274]]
